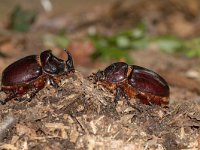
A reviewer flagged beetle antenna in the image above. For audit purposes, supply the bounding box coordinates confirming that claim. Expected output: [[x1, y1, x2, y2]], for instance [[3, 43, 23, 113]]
[[64, 50, 74, 72]]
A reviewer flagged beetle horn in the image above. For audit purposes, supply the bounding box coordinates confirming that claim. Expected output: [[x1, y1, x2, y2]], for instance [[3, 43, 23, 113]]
[[64, 49, 74, 72]]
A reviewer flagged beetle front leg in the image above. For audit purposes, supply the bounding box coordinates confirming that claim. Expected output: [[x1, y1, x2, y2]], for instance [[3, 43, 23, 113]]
[[27, 89, 40, 102], [0, 100, 5, 105], [24, 86, 43, 102], [0, 99, 6, 105], [0, 92, 15, 105], [15, 88, 40, 102], [115, 87, 130, 105], [49, 78, 59, 89], [114, 87, 124, 104]]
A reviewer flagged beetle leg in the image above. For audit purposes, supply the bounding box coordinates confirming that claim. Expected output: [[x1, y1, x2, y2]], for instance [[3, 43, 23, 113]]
[[14, 89, 38, 102], [26, 87, 42, 102], [0, 92, 15, 105], [27, 91, 37, 102], [114, 87, 123, 104], [49, 78, 59, 89], [115, 87, 141, 112], [0, 100, 6, 105], [125, 96, 142, 112]]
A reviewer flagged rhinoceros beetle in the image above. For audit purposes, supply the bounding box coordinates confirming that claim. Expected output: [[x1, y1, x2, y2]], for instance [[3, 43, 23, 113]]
[[95, 62, 170, 106], [0, 50, 74, 105]]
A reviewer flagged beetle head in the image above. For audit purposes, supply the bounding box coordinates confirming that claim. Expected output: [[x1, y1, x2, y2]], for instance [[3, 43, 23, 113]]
[[95, 70, 105, 81], [40, 50, 74, 75], [40, 50, 65, 75]]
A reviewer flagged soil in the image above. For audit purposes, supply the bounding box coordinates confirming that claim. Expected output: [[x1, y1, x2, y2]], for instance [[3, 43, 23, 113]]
[[0, 0, 200, 150]]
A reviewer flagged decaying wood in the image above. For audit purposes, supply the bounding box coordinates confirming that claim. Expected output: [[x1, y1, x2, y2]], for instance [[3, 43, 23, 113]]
[[0, 71, 199, 149]]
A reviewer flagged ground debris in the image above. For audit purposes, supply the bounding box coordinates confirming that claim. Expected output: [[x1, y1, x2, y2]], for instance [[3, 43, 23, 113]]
[[0, 71, 199, 149]]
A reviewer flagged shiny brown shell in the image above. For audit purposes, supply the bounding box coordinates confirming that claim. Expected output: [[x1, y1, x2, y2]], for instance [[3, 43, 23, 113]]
[[95, 62, 170, 106]]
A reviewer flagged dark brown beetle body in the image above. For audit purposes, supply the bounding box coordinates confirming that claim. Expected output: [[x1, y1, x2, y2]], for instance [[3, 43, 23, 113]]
[[95, 62, 169, 106], [1, 50, 74, 105]]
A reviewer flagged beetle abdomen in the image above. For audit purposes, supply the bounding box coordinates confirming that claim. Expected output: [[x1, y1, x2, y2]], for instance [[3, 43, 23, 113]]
[[128, 65, 169, 97], [2, 55, 42, 86]]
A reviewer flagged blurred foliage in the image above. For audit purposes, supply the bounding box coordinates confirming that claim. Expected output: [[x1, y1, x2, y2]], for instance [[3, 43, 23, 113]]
[[154, 37, 200, 58], [9, 5, 36, 32], [89, 23, 148, 63], [53, 32, 69, 48], [183, 38, 200, 58], [152, 36, 183, 53], [89, 22, 200, 62], [43, 32, 69, 48]]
